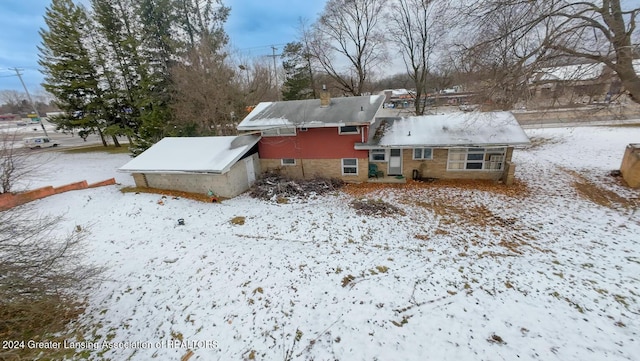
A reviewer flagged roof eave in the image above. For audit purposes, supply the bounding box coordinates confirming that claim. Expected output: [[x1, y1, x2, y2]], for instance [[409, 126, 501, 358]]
[[355, 141, 530, 149], [118, 169, 225, 175]]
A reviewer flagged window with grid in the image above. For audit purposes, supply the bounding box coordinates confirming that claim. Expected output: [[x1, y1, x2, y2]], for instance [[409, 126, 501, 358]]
[[342, 158, 358, 175], [413, 148, 433, 160], [370, 149, 386, 162], [447, 148, 506, 171]]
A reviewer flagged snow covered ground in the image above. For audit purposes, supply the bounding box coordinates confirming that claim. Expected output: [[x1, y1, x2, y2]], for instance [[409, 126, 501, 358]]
[[23, 126, 640, 360]]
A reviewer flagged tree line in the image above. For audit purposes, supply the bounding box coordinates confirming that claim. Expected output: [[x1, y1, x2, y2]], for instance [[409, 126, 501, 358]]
[[38, 0, 640, 153], [293, 0, 640, 114]]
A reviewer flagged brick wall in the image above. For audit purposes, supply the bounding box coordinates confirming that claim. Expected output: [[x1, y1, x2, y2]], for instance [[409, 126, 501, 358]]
[[260, 158, 369, 182], [374, 147, 514, 181], [134, 153, 262, 198]]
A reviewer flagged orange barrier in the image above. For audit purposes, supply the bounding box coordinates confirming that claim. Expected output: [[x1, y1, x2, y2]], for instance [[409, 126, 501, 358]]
[[0, 178, 116, 211]]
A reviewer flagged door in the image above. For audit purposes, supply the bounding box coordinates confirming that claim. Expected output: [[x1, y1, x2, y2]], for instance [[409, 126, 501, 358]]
[[245, 157, 256, 185], [388, 149, 402, 175]]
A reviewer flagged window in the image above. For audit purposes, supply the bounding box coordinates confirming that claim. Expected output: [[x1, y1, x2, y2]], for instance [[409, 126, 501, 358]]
[[338, 125, 359, 134], [281, 158, 296, 166], [342, 158, 358, 175], [370, 149, 386, 162], [262, 127, 296, 136], [447, 148, 506, 171], [413, 148, 432, 160]]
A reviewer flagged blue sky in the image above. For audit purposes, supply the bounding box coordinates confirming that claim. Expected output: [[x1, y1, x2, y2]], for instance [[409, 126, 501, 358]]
[[0, 0, 326, 92]]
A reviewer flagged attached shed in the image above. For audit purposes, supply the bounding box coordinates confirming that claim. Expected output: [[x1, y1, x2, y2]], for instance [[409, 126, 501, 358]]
[[119, 135, 261, 198]]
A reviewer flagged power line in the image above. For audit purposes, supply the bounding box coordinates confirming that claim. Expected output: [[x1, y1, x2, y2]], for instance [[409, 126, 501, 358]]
[[10, 67, 49, 137], [237, 43, 287, 51], [267, 46, 282, 101]]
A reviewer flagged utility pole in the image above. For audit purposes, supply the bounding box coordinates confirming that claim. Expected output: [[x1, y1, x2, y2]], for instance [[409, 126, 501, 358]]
[[11, 68, 49, 137], [268, 46, 281, 101]]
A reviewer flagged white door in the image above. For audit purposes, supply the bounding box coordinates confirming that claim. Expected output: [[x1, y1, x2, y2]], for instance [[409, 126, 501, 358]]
[[388, 149, 402, 175], [245, 157, 256, 185]]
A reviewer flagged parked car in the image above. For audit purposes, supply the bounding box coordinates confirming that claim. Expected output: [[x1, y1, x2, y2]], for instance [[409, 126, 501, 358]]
[[23, 136, 59, 149]]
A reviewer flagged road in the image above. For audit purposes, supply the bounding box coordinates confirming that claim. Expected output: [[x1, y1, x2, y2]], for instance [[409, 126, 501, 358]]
[[1, 119, 128, 150]]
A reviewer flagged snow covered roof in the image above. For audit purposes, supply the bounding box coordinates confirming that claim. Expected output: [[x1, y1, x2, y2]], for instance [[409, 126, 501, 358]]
[[359, 111, 530, 148], [237, 95, 384, 131], [535, 63, 604, 82], [119, 135, 260, 174], [384, 89, 413, 97]]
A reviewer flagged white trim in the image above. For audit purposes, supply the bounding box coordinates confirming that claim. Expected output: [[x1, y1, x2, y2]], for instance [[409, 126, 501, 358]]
[[341, 158, 358, 175], [412, 148, 433, 160], [388, 149, 403, 175], [281, 158, 296, 166], [369, 149, 387, 162], [446, 147, 506, 171], [262, 127, 296, 137]]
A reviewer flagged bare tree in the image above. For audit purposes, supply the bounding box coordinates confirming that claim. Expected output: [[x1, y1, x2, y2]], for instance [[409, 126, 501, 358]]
[[387, 0, 450, 115], [459, 0, 640, 106], [0, 91, 30, 114], [0, 132, 41, 194], [171, 40, 242, 136], [0, 141, 100, 359], [309, 0, 387, 96], [0, 205, 99, 360]]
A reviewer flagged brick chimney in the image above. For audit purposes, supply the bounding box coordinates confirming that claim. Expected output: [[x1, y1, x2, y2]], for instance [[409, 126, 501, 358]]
[[320, 84, 331, 107]]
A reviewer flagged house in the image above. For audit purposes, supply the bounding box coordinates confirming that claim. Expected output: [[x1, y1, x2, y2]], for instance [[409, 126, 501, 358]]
[[236, 91, 385, 182], [355, 111, 530, 185], [529, 62, 615, 103], [119, 135, 260, 198]]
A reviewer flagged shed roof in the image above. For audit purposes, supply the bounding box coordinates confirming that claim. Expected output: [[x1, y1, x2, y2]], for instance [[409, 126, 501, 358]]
[[357, 111, 530, 148], [119, 135, 260, 174], [237, 95, 384, 130]]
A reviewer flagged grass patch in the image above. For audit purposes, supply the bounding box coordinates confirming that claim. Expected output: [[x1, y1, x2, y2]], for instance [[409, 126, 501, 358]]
[[0, 296, 85, 360], [230, 216, 246, 225], [341, 274, 355, 287], [62, 144, 130, 154]]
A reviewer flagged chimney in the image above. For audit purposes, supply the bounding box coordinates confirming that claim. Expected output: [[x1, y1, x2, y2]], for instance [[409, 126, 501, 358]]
[[320, 84, 331, 107]]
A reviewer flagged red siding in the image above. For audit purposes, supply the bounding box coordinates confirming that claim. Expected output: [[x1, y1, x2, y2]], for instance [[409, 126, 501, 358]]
[[259, 126, 369, 159]]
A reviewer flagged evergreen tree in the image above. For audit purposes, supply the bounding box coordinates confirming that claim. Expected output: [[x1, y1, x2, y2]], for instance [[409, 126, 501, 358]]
[[38, 0, 108, 146], [91, 0, 146, 145], [281, 42, 314, 101]]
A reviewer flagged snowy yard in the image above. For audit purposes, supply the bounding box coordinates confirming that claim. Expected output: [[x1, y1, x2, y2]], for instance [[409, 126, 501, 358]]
[[28, 126, 640, 360]]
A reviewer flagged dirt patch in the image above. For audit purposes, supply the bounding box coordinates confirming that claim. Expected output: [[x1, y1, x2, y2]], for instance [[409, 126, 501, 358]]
[[350, 198, 405, 217], [343, 179, 529, 198], [564, 170, 637, 209], [525, 136, 563, 150], [120, 187, 218, 203]]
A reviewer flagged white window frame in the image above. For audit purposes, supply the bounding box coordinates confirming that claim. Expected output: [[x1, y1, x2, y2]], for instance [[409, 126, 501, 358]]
[[262, 127, 296, 137], [413, 148, 433, 160], [369, 149, 387, 162], [341, 158, 358, 175], [447, 147, 506, 171], [338, 125, 360, 135], [281, 158, 296, 166]]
